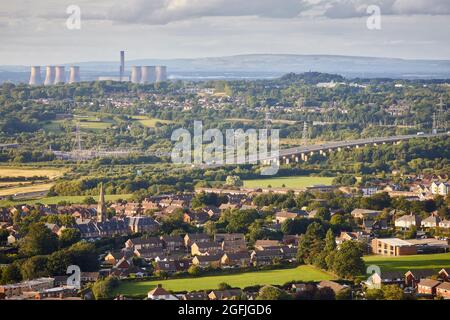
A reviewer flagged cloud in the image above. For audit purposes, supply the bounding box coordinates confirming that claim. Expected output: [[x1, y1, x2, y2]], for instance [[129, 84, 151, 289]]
[[106, 0, 313, 25], [324, 0, 450, 19]]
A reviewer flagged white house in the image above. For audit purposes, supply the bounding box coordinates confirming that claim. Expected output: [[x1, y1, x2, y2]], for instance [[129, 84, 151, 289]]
[[147, 284, 178, 300], [421, 215, 441, 228], [395, 214, 421, 229]]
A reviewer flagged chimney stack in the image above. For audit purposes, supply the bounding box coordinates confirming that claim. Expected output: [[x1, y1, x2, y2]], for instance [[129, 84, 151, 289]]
[[69, 66, 80, 83], [44, 66, 56, 86], [29, 66, 42, 86]]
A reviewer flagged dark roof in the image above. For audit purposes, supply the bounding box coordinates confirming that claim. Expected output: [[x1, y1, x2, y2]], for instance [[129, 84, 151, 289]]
[[182, 292, 208, 300], [418, 278, 441, 288]]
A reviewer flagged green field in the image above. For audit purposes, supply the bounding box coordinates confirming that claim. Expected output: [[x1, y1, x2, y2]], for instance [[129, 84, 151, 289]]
[[113, 266, 333, 296], [363, 253, 450, 273], [131, 116, 173, 128], [243, 176, 334, 189], [0, 194, 133, 206]]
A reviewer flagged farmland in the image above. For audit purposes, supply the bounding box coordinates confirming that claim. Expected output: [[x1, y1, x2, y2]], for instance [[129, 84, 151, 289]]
[[243, 176, 334, 189], [0, 167, 67, 179]]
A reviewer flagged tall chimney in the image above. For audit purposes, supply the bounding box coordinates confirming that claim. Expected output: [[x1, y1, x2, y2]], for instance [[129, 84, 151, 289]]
[[44, 66, 56, 86], [29, 66, 42, 86], [131, 66, 142, 84], [69, 66, 80, 83], [141, 66, 156, 84], [54, 66, 66, 84], [155, 66, 167, 82], [120, 51, 125, 81]]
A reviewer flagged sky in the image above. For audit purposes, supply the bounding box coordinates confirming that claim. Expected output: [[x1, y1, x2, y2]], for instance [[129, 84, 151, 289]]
[[0, 0, 449, 65]]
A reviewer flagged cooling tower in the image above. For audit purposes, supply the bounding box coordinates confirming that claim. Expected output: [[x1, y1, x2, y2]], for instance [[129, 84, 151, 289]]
[[140, 66, 156, 84], [69, 66, 81, 83], [131, 66, 142, 84], [155, 66, 168, 82], [29, 66, 42, 86], [44, 66, 56, 85], [54, 66, 66, 84]]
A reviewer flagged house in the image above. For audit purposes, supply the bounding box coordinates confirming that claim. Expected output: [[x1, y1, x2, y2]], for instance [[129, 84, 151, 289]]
[[431, 182, 450, 196], [280, 246, 297, 261], [183, 212, 210, 225], [282, 235, 300, 246], [134, 248, 166, 260], [155, 261, 178, 274], [254, 240, 281, 250], [147, 284, 178, 300], [394, 214, 421, 229], [250, 250, 284, 266], [220, 252, 251, 267], [181, 292, 209, 300], [417, 279, 441, 296], [0, 278, 55, 298], [436, 282, 450, 299], [335, 232, 360, 245], [104, 251, 125, 265], [368, 271, 405, 287], [191, 241, 222, 256], [160, 235, 184, 252], [362, 219, 388, 233], [127, 216, 159, 233], [184, 233, 211, 248], [214, 233, 245, 243], [219, 203, 239, 211], [44, 223, 60, 234], [351, 209, 382, 220], [421, 214, 441, 228], [221, 239, 247, 253], [405, 269, 436, 287], [371, 238, 417, 256], [439, 220, 450, 229], [208, 289, 243, 300], [274, 211, 307, 224], [125, 237, 164, 250], [192, 254, 222, 268], [437, 269, 449, 282], [317, 280, 346, 295], [114, 257, 132, 271]]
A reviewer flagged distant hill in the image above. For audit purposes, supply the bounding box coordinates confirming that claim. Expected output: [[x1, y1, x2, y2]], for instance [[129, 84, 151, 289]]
[[1, 54, 450, 83]]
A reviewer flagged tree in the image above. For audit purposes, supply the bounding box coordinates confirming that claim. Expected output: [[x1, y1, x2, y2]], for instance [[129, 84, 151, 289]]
[[19, 223, 59, 256], [20, 256, 49, 280], [315, 207, 331, 221], [188, 265, 201, 276], [256, 285, 291, 300], [225, 175, 243, 187], [59, 228, 81, 248], [218, 282, 232, 291], [365, 288, 384, 300], [331, 241, 365, 279], [47, 250, 72, 275], [83, 196, 97, 205], [336, 287, 352, 300], [0, 263, 22, 284], [68, 242, 99, 271], [315, 287, 335, 300], [92, 277, 119, 300], [382, 284, 404, 300], [0, 229, 8, 245], [297, 222, 325, 264]]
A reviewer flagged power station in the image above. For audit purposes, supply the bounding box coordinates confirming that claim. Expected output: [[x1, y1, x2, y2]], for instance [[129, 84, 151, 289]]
[[28, 51, 168, 85], [29, 65, 81, 85]]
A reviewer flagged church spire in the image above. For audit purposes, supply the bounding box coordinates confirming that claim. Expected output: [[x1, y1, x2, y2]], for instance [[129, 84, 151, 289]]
[[97, 182, 106, 223]]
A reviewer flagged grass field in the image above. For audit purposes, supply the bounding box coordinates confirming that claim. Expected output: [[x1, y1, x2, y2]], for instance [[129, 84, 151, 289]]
[[131, 116, 173, 128], [0, 167, 66, 179], [363, 253, 450, 273], [113, 266, 334, 296], [243, 176, 334, 189], [0, 194, 133, 206]]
